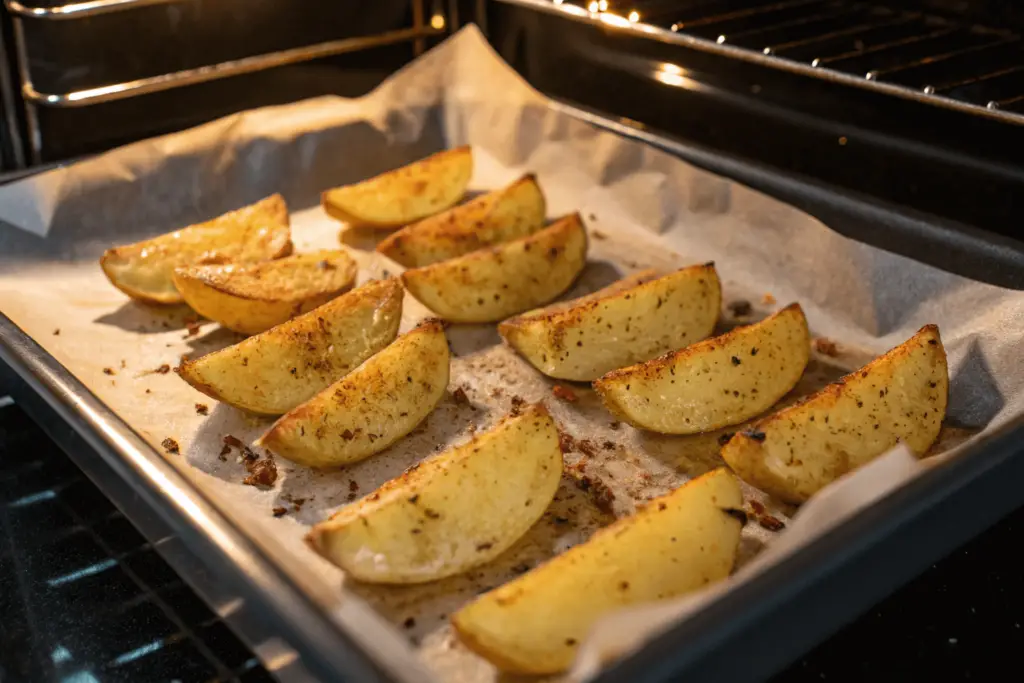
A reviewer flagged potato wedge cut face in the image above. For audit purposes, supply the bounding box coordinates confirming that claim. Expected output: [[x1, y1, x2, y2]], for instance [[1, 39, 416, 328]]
[[172, 250, 358, 335], [259, 319, 450, 467], [500, 263, 721, 381], [100, 194, 292, 304], [322, 146, 473, 229], [401, 213, 588, 324], [376, 173, 546, 268], [307, 404, 562, 584], [594, 303, 810, 434], [722, 324, 948, 503], [177, 279, 402, 415], [452, 468, 744, 675]]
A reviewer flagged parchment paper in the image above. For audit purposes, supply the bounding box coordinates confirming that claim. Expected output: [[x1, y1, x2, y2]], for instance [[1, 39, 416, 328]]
[[1, 26, 1023, 682]]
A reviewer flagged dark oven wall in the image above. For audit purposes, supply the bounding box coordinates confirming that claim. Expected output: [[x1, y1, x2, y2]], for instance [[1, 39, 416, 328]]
[[0, 0, 466, 169]]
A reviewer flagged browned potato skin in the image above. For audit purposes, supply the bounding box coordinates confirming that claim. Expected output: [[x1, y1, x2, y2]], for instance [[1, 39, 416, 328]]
[[594, 304, 810, 434], [499, 263, 721, 381], [172, 250, 358, 335], [322, 146, 473, 229], [376, 173, 546, 268], [259, 319, 450, 468], [721, 324, 948, 503], [401, 213, 588, 324], [177, 279, 403, 415], [100, 194, 292, 304]]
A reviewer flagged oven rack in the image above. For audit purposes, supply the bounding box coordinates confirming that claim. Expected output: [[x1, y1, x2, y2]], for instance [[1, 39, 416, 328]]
[[543, 0, 1024, 125], [0, 0, 488, 167]]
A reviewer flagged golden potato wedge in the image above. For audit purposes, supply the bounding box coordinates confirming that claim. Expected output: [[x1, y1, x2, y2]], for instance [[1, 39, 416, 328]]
[[594, 303, 810, 434], [401, 213, 588, 324], [376, 173, 546, 268], [172, 250, 357, 335], [452, 467, 744, 674], [177, 279, 403, 415], [306, 403, 561, 584], [500, 263, 721, 381], [322, 146, 473, 229], [259, 319, 450, 467], [722, 324, 948, 504], [100, 194, 292, 304]]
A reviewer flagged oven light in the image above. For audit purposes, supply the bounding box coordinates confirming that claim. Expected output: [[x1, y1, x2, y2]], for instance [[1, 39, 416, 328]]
[[430, 13, 445, 29], [628, 10, 639, 22], [599, 0, 609, 10]]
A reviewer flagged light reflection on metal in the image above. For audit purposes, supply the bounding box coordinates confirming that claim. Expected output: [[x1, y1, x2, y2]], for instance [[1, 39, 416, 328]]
[[5, 0, 181, 20], [628, 10, 639, 22], [652, 62, 700, 91], [430, 12, 446, 29]]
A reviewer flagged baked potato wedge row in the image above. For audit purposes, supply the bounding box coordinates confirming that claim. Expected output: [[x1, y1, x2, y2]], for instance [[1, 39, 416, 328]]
[[500, 263, 721, 381], [594, 303, 810, 434], [452, 467, 744, 674], [177, 278, 402, 415], [306, 403, 561, 584], [722, 324, 948, 504], [376, 173, 546, 268], [401, 213, 588, 323], [172, 250, 357, 335], [259, 319, 450, 468], [322, 146, 473, 229], [100, 194, 292, 304]]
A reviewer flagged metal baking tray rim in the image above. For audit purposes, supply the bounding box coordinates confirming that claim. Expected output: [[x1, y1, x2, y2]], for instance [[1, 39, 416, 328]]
[[2, 102, 1024, 683]]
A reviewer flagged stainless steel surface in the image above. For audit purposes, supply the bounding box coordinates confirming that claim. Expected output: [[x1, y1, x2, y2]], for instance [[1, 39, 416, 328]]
[[5, 0, 183, 20], [0, 311, 428, 683], [20, 26, 443, 108], [510, 0, 1024, 125]]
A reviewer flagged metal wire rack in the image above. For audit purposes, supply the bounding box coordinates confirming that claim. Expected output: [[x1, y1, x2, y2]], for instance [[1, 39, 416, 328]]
[[0, 398, 271, 682], [552, 0, 1024, 122]]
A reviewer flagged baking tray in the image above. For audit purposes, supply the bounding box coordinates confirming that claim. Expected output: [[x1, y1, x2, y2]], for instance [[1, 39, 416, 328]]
[[1, 24, 1024, 683]]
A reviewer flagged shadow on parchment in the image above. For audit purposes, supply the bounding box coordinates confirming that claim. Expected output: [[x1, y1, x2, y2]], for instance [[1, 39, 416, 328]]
[[93, 300, 197, 334]]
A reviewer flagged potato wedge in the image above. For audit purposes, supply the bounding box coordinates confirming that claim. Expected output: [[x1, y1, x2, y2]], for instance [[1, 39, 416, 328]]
[[452, 467, 744, 674], [594, 303, 810, 434], [401, 213, 588, 323], [306, 403, 561, 584], [172, 250, 357, 335], [100, 194, 292, 304], [259, 319, 450, 467], [721, 324, 948, 504], [376, 173, 546, 268], [322, 146, 473, 229], [177, 279, 403, 415], [500, 263, 721, 381]]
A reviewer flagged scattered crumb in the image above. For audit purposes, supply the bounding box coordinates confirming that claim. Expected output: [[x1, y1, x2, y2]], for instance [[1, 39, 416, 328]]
[[727, 300, 752, 317], [184, 319, 201, 338], [272, 507, 288, 517], [559, 431, 577, 453], [814, 337, 839, 357], [588, 213, 598, 222], [161, 438, 180, 454], [591, 229, 607, 240], [195, 403, 209, 416], [244, 456, 278, 488], [403, 617, 416, 629], [568, 463, 616, 514], [347, 492, 358, 501], [608, 421, 621, 430], [490, 387, 504, 399], [577, 439, 599, 457], [53, 328, 60, 335], [759, 515, 786, 532], [102, 367, 116, 376], [218, 444, 231, 461], [451, 386, 472, 408], [120, 359, 127, 369], [155, 364, 170, 374], [223, 434, 244, 449], [749, 500, 766, 515], [349, 480, 359, 493], [762, 292, 776, 305], [552, 385, 578, 402], [602, 440, 616, 451], [145, 389, 152, 394], [510, 395, 525, 416]]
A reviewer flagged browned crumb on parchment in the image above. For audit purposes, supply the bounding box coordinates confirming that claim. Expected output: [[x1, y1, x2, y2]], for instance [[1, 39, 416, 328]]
[[814, 337, 839, 357], [552, 385, 578, 402], [243, 455, 278, 488], [195, 403, 209, 416], [161, 437, 179, 454], [272, 506, 288, 517], [762, 292, 776, 305], [103, 367, 116, 376]]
